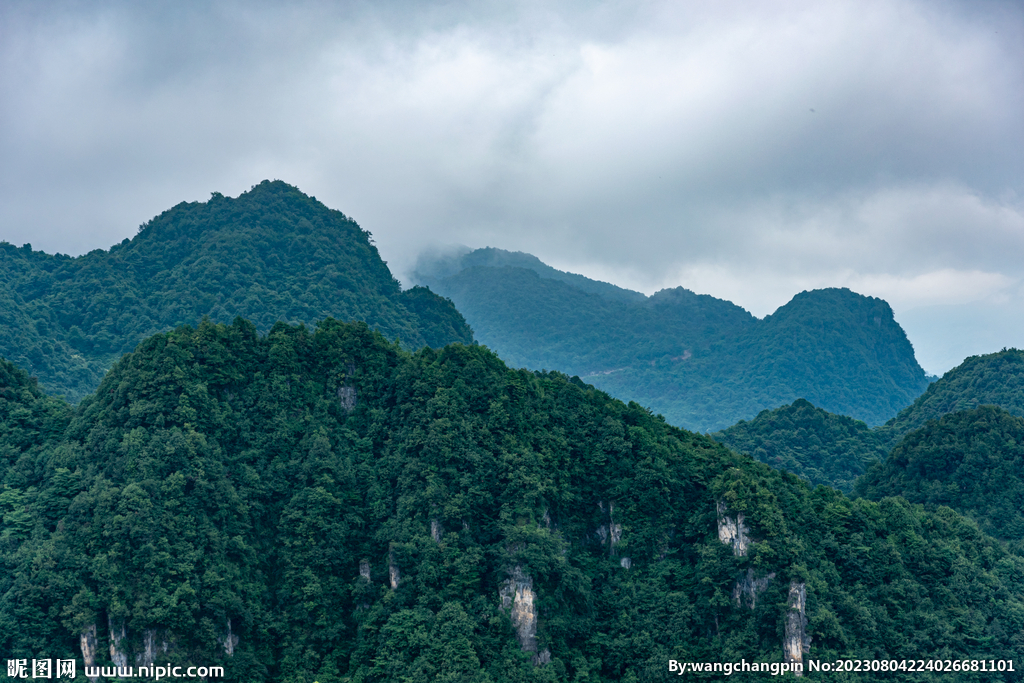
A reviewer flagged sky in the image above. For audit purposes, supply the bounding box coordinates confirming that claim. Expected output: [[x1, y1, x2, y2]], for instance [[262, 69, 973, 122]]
[[1, 0, 1022, 375]]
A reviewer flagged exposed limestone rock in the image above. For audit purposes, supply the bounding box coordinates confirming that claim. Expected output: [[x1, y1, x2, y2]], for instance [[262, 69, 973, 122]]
[[499, 565, 549, 664], [609, 522, 623, 550], [596, 501, 623, 557], [337, 363, 358, 411], [619, 557, 632, 569], [221, 618, 239, 657], [717, 500, 750, 557], [80, 624, 98, 682], [108, 618, 128, 669], [337, 386, 357, 412], [356, 559, 373, 610], [607, 502, 622, 552], [731, 569, 776, 609], [658, 527, 675, 561], [430, 518, 443, 542], [784, 581, 809, 676], [389, 550, 401, 590], [137, 629, 170, 668]]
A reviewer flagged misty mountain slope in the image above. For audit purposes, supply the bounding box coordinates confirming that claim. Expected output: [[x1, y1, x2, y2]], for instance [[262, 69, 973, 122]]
[[415, 246, 648, 304], [3, 318, 1023, 682], [415, 250, 929, 431], [430, 264, 754, 375], [0, 181, 472, 401], [712, 399, 888, 493]]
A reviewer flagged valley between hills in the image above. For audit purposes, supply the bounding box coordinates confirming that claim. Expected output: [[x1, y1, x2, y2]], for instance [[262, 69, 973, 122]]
[[2, 182, 1022, 681]]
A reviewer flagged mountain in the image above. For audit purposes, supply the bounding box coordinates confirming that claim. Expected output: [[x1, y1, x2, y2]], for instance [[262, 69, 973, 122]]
[[880, 348, 1024, 444], [414, 249, 929, 431], [0, 357, 71, 485], [856, 406, 1024, 549], [714, 349, 1024, 492], [0, 181, 472, 402], [415, 246, 648, 304], [2, 318, 1022, 682], [712, 399, 888, 493]]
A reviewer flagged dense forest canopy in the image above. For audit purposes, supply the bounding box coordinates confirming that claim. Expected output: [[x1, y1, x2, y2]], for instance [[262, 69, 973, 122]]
[[0, 181, 472, 402], [857, 405, 1024, 551], [714, 349, 1024, 493], [881, 348, 1024, 446], [1, 319, 1021, 682], [414, 249, 929, 431], [712, 399, 888, 493]]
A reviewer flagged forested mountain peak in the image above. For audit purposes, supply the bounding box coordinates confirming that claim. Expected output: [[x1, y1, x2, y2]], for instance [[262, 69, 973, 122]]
[[645, 286, 755, 321], [123, 180, 392, 286], [415, 250, 929, 431], [0, 181, 472, 401], [414, 246, 648, 303], [765, 287, 894, 325]]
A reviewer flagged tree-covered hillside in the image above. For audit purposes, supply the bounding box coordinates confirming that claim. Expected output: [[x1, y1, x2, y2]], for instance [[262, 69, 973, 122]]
[[711, 348, 1024, 492], [712, 399, 888, 493], [857, 405, 1024, 550], [880, 348, 1024, 445], [414, 250, 929, 431], [0, 358, 71, 482], [1, 319, 1021, 682], [0, 181, 472, 402], [429, 265, 754, 383]]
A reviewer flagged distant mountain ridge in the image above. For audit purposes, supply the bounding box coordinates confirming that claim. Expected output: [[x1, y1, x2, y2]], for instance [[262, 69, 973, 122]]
[[0, 181, 472, 400], [415, 246, 647, 304], [414, 248, 930, 431]]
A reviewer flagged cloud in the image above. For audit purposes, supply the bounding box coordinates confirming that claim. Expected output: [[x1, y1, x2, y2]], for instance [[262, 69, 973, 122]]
[[0, 0, 1022, 370]]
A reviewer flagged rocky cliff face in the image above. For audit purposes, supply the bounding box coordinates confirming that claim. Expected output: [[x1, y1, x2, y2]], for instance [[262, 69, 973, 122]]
[[388, 548, 401, 590], [784, 581, 809, 676], [109, 619, 128, 669], [139, 630, 171, 668], [595, 501, 631, 568], [716, 500, 750, 556], [77, 621, 194, 676], [80, 625, 98, 682], [731, 568, 775, 609], [499, 565, 550, 665], [718, 499, 809, 671], [221, 620, 239, 657]]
